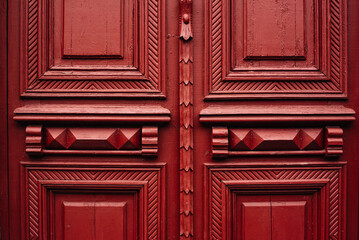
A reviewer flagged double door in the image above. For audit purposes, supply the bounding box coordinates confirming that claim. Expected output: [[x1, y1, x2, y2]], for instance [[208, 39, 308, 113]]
[[1, 0, 359, 239]]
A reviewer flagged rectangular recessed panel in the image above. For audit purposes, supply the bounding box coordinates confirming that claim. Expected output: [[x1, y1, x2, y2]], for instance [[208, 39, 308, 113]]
[[63, 0, 123, 58], [95, 202, 127, 240], [271, 201, 306, 240], [63, 202, 127, 240], [63, 202, 95, 240], [245, 0, 304, 59], [242, 202, 271, 240]]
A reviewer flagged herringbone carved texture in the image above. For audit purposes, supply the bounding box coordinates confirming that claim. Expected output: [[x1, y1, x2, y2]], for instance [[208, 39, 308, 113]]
[[24, 0, 163, 96], [25, 165, 164, 239], [207, 0, 347, 98], [207, 165, 344, 240]]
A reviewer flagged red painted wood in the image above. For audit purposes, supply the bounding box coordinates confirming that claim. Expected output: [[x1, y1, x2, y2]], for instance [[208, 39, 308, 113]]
[[61, 201, 128, 240], [2, 0, 359, 239], [245, 0, 305, 59], [241, 199, 271, 240], [63, 0, 124, 58]]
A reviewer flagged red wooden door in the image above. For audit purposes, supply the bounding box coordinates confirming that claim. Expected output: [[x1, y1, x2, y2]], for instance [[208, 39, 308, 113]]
[[1, 0, 359, 239]]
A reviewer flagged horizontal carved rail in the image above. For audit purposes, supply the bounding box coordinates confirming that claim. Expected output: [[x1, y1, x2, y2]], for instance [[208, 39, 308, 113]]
[[212, 127, 343, 158], [26, 125, 158, 157]]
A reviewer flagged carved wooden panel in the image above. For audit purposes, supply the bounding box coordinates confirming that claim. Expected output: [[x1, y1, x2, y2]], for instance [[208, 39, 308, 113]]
[[22, 163, 165, 240], [21, 0, 165, 97], [211, 127, 343, 158], [205, 164, 346, 240], [205, 0, 347, 99], [25, 125, 159, 157]]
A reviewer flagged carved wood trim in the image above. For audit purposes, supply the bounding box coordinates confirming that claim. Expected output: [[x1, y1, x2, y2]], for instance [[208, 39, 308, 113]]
[[200, 105, 355, 124], [205, 0, 347, 99], [21, 0, 165, 98], [179, 0, 194, 238], [204, 163, 346, 240], [25, 125, 159, 157], [25, 126, 43, 154], [14, 104, 171, 123], [326, 127, 344, 157], [211, 127, 345, 158], [22, 163, 166, 239]]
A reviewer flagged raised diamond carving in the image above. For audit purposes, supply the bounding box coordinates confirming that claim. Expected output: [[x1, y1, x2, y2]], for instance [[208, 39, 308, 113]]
[[229, 129, 251, 150], [293, 129, 323, 150], [243, 130, 264, 150], [46, 128, 76, 149], [117, 128, 141, 150]]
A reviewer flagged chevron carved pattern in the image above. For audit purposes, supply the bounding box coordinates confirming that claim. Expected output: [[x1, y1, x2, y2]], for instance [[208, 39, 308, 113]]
[[24, 0, 163, 96], [179, 0, 194, 238], [25, 165, 164, 239], [27, 0, 39, 86], [207, 165, 345, 240], [330, 0, 343, 87], [207, 0, 347, 98]]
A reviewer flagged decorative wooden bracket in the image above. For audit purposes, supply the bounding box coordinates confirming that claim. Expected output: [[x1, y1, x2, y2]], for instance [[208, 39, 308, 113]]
[[325, 127, 344, 157], [15, 104, 170, 157], [200, 105, 355, 159], [25, 125, 159, 157], [179, 0, 193, 41], [211, 127, 344, 158]]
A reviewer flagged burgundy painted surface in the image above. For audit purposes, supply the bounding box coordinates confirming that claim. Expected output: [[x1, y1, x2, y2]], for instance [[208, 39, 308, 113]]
[[1, 0, 359, 239]]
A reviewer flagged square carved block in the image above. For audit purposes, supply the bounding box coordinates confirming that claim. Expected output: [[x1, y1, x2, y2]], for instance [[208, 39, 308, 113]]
[[205, 0, 347, 99], [22, 163, 165, 239], [205, 164, 346, 239], [21, 0, 165, 97]]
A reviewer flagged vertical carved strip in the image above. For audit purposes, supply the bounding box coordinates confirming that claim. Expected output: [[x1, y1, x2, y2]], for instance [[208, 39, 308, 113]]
[[25, 125, 43, 155], [179, 0, 193, 238], [27, 0, 39, 86]]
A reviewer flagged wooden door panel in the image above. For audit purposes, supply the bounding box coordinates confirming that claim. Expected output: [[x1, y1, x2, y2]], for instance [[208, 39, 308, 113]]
[[204, 0, 347, 99], [2, 0, 359, 239], [58, 200, 129, 240], [20, 0, 166, 97], [204, 164, 343, 240], [23, 163, 166, 240], [236, 196, 310, 240]]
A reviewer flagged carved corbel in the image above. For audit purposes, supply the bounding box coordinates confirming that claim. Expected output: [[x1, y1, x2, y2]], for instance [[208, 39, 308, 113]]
[[325, 127, 343, 157], [212, 127, 229, 158], [179, 0, 193, 41], [142, 126, 159, 157], [25, 125, 43, 155]]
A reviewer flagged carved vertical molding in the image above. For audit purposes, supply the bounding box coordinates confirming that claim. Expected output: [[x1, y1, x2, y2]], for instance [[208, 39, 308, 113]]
[[179, 0, 193, 238]]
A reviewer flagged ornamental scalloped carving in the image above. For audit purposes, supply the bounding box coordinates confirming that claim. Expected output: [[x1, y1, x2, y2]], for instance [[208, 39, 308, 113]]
[[205, 0, 347, 99], [205, 164, 345, 240], [23, 163, 165, 239], [22, 0, 165, 97]]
